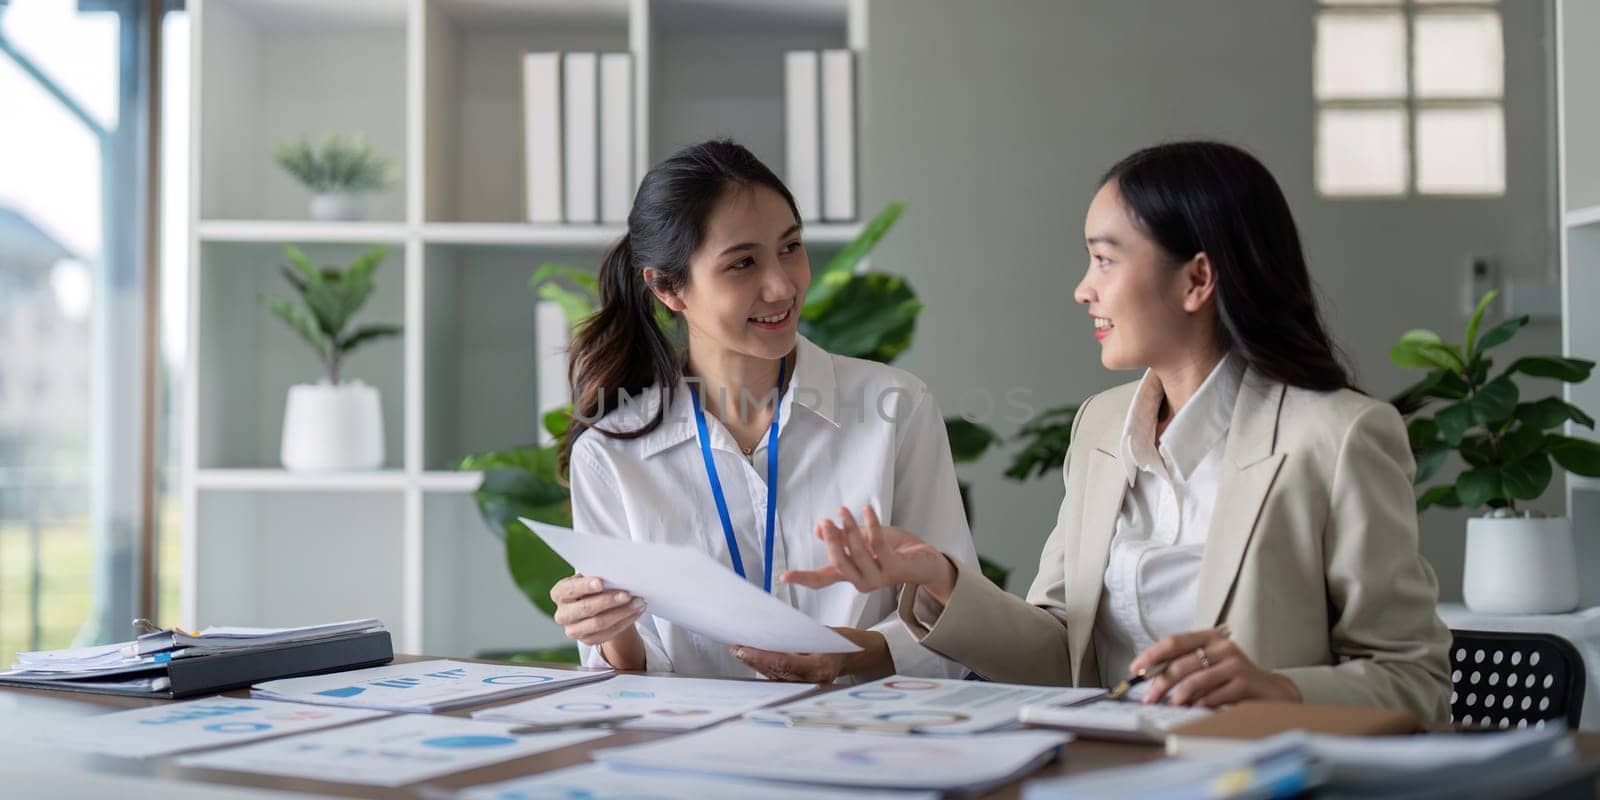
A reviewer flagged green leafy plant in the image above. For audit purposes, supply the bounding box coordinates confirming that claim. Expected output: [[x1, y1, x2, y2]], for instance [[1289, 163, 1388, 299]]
[[273, 134, 394, 194], [460, 203, 1022, 647], [1388, 290, 1600, 512], [260, 245, 401, 384]]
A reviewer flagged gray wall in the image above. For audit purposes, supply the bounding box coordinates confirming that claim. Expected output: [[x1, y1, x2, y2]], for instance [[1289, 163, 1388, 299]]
[[859, 0, 1560, 600]]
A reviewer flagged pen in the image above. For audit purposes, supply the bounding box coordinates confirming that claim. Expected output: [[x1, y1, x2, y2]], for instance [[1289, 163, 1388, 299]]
[[1105, 623, 1231, 702], [506, 714, 643, 733]]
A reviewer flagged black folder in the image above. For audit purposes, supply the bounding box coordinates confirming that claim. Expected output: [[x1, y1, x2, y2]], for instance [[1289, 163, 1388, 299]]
[[0, 630, 394, 699]]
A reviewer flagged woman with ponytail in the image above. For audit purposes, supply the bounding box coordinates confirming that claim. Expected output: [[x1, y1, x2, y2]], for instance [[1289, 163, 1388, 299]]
[[548, 140, 978, 681], [784, 141, 1452, 723]]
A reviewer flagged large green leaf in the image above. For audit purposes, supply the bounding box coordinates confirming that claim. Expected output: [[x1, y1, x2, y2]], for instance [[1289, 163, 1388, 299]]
[[1475, 315, 1528, 354], [506, 523, 575, 618], [1457, 434, 1496, 468], [1004, 404, 1080, 481], [530, 264, 600, 297], [799, 273, 923, 362], [1496, 424, 1545, 463], [543, 406, 574, 441], [1388, 329, 1465, 373], [1515, 398, 1596, 431], [1506, 357, 1596, 383], [1417, 484, 1462, 512], [805, 202, 906, 310], [1469, 375, 1519, 425], [337, 245, 388, 329], [946, 417, 1001, 463], [1463, 290, 1498, 360], [1406, 417, 1440, 450], [1500, 452, 1553, 501], [538, 282, 598, 330], [1434, 401, 1476, 446], [1414, 446, 1449, 485], [1548, 435, 1600, 477], [1455, 467, 1503, 509]]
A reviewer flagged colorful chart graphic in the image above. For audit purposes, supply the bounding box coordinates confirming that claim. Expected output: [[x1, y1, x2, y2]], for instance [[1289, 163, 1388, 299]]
[[555, 702, 612, 712], [483, 674, 556, 686], [810, 697, 870, 710], [847, 689, 904, 701], [649, 709, 710, 718], [612, 689, 656, 700], [203, 721, 273, 734], [421, 735, 518, 749], [882, 679, 940, 691], [314, 686, 367, 698]]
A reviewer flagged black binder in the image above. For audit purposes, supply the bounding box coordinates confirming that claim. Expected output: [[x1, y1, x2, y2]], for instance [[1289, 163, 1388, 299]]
[[0, 630, 394, 699]]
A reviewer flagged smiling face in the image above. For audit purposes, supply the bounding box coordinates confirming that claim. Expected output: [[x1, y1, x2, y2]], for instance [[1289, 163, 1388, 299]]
[[649, 183, 810, 363], [1075, 180, 1218, 372]]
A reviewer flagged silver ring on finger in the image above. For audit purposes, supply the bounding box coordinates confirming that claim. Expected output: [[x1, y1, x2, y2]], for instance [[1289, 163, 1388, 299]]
[[1195, 647, 1211, 670]]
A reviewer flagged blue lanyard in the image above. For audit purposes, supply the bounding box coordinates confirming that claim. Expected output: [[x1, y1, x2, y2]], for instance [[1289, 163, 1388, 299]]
[[688, 357, 785, 593]]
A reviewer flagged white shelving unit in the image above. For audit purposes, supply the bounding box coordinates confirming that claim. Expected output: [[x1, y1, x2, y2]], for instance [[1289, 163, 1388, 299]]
[[181, 0, 867, 655], [1557, 0, 1600, 603]]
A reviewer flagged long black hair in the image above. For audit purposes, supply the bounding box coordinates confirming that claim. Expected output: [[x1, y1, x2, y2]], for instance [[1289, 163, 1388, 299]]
[[1101, 141, 1356, 392], [561, 139, 801, 475]]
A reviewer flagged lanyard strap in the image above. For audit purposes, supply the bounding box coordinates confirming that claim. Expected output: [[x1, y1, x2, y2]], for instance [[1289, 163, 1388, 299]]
[[688, 357, 785, 593]]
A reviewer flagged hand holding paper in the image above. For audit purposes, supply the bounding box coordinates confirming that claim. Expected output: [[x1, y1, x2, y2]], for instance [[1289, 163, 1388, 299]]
[[522, 519, 861, 655]]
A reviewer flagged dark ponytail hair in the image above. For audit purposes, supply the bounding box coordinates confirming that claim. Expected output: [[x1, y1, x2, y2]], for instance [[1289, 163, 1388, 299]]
[[1101, 141, 1356, 393], [561, 139, 800, 474]]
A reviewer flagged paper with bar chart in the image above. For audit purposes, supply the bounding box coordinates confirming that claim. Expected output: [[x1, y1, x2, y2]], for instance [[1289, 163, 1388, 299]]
[[473, 673, 814, 731]]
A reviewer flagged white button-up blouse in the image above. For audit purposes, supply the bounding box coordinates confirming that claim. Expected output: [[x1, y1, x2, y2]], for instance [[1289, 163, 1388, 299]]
[[569, 335, 977, 679]]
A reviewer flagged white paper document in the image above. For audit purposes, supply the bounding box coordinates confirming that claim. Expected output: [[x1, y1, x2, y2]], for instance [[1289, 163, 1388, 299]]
[[456, 762, 941, 800], [252, 659, 612, 712], [592, 721, 1070, 793], [473, 674, 814, 731], [17, 698, 385, 759], [747, 675, 1098, 734], [521, 519, 860, 654], [178, 715, 606, 787]]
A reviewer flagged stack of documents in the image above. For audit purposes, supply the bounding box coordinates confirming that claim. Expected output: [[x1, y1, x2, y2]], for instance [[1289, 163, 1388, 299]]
[[252, 659, 612, 712], [458, 763, 941, 800], [0, 618, 390, 696], [17, 698, 385, 759]]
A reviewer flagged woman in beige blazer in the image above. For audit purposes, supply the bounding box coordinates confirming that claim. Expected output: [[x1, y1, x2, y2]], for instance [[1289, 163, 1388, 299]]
[[775, 141, 1453, 724]]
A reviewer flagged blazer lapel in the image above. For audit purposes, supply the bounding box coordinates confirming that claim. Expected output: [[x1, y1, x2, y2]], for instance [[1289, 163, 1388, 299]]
[[1066, 446, 1127, 684], [1193, 369, 1288, 629]]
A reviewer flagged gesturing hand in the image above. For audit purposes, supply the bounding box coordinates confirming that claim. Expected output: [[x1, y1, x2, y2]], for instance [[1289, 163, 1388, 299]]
[[778, 506, 958, 603]]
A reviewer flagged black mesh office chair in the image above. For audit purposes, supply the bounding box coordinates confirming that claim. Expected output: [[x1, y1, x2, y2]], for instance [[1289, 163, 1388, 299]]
[[1449, 629, 1585, 730]]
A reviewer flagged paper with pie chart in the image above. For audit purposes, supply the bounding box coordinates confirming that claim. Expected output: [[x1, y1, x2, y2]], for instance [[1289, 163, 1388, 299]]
[[17, 697, 385, 758], [458, 762, 942, 800], [591, 721, 1070, 793], [745, 675, 1100, 734], [472, 674, 814, 731], [176, 714, 607, 787], [250, 659, 613, 712]]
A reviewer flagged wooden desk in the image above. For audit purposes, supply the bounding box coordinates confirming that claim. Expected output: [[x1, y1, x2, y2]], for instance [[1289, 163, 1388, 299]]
[[2, 655, 1595, 799]]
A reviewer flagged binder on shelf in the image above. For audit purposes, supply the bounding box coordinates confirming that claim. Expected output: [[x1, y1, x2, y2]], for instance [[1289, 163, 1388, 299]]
[[820, 49, 856, 222], [0, 630, 395, 700], [783, 51, 821, 222], [563, 51, 600, 225], [599, 52, 635, 225], [523, 52, 564, 223]]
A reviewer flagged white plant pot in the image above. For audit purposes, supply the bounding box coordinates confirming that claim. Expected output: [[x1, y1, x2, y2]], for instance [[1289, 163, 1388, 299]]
[[280, 381, 385, 471], [1463, 515, 1579, 614], [309, 192, 366, 222]]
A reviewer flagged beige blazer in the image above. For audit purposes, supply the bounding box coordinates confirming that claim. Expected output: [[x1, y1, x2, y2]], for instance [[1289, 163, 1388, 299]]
[[899, 366, 1453, 724]]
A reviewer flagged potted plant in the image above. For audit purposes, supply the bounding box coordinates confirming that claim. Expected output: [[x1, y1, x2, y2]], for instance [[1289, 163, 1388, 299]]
[[261, 245, 401, 471], [1389, 290, 1600, 613], [273, 134, 394, 222]]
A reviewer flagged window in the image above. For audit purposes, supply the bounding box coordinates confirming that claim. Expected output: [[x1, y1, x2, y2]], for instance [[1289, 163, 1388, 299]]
[[1315, 0, 1505, 197]]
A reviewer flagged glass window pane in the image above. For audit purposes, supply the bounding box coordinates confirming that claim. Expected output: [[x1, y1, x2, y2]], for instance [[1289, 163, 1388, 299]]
[[1414, 11, 1503, 98], [1416, 106, 1505, 194], [1317, 107, 1408, 196], [1315, 12, 1407, 100]]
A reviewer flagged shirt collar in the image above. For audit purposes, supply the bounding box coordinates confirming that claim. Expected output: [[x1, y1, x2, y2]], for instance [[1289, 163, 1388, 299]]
[[1117, 352, 1245, 485], [636, 335, 839, 459]]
